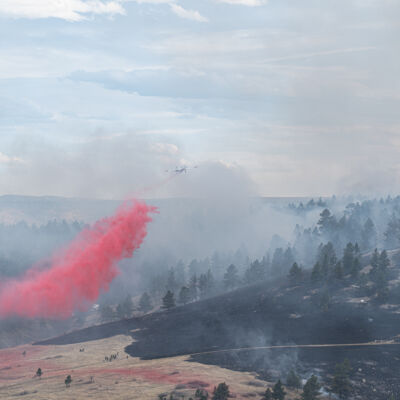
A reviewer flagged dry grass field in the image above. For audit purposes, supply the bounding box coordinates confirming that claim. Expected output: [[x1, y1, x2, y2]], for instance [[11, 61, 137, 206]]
[[0, 334, 306, 400]]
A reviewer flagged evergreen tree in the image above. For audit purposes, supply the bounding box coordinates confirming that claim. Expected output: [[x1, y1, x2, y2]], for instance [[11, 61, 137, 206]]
[[350, 257, 361, 279], [271, 248, 285, 278], [318, 242, 336, 266], [311, 262, 322, 283], [199, 271, 214, 299], [188, 274, 198, 302], [283, 248, 295, 274], [212, 382, 229, 400], [301, 375, 320, 400], [36, 368, 42, 378], [331, 359, 352, 399], [272, 379, 286, 400], [379, 250, 390, 273], [318, 292, 331, 312], [262, 388, 273, 400], [384, 215, 400, 249], [224, 264, 239, 290], [369, 249, 380, 278], [286, 369, 302, 390], [195, 388, 209, 399], [138, 292, 153, 313], [317, 209, 336, 235], [333, 261, 344, 280], [342, 243, 354, 275], [288, 262, 303, 283], [244, 259, 266, 283], [354, 242, 360, 256], [65, 375, 72, 388], [178, 286, 190, 305], [361, 218, 377, 250], [162, 290, 176, 310]]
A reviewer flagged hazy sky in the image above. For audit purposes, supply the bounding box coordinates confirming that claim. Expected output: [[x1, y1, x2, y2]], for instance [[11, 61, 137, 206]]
[[0, 0, 399, 199]]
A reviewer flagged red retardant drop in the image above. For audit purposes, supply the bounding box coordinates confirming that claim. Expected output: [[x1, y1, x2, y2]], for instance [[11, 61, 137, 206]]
[[0, 200, 156, 319]]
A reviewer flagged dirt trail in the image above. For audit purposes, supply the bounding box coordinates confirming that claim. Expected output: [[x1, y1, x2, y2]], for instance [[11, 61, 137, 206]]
[[189, 339, 400, 357]]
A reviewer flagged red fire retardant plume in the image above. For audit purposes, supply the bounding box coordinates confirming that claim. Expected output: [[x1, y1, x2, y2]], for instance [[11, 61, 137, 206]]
[[0, 200, 156, 319]]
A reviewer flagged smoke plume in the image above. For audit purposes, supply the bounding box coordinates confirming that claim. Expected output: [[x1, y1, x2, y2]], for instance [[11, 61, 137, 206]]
[[0, 200, 155, 319]]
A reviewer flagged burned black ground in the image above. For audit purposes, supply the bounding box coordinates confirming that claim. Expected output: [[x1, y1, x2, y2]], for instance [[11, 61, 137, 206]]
[[36, 279, 400, 399]]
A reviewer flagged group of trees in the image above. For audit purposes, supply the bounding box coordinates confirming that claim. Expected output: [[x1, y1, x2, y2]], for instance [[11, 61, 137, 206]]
[[262, 362, 353, 400], [100, 292, 152, 322], [101, 197, 400, 322], [288, 198, 327, 214], [35, 367, 72, 388], [262, 375, 320, 400], [310, 242, 362, 283], [294, 196, 400, 264]]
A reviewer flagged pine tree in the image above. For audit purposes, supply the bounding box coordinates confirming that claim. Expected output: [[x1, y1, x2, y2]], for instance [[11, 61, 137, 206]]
[[272, 379, 286, 400], [311, 262, 322, 283], [286, 369, 302, 390], [195, 388, 209, 400], [262, 388, 273, 400], [224, 264, 239, 290], [178, 286, 190, 305], [199, 273, 211, 299], [319, 292, 331, 312], [189, 274, 198, 302], [318, 242, 337, 271], [65, 375, 72, 388], [350, 257, 361, 278], [370, 249, 379, 278], [361, 218, 377, 250], [138, 292, 152, 313], [162, 290, 176, 310], [36, 368, 42, 378], [301, 375, 320, 400], [331, 359, 352, 399], [342, 243, 354, 275], [378, 250, 390, 273], [288, 263, 303, 283], [317, 209, 335, 234], [333, 261, 344, 280], [384, 215, 400, 249], [212, 382, 229, 400]]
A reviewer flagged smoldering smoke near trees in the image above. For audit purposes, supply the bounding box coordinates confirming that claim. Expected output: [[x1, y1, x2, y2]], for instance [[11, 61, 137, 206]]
[[0, 200, 156, 319]]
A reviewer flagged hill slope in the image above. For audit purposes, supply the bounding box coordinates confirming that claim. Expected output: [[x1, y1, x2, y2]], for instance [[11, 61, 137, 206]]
[[36, 278, 400, 399]]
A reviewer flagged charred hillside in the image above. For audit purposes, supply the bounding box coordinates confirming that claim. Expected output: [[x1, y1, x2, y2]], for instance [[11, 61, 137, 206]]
[[36, 271, 400, 399], [37, 276, 400, 354]]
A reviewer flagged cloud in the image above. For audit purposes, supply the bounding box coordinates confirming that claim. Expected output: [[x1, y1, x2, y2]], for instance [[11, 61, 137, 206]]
[[169, 4, 208, 22], [215, 0, 267, 5], [0, 0, 208, 23], [0, 0, 125, 21]]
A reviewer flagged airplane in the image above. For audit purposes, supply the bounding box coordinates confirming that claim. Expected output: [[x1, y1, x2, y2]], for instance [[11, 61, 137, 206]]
[[165, 165, 198, 174]]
